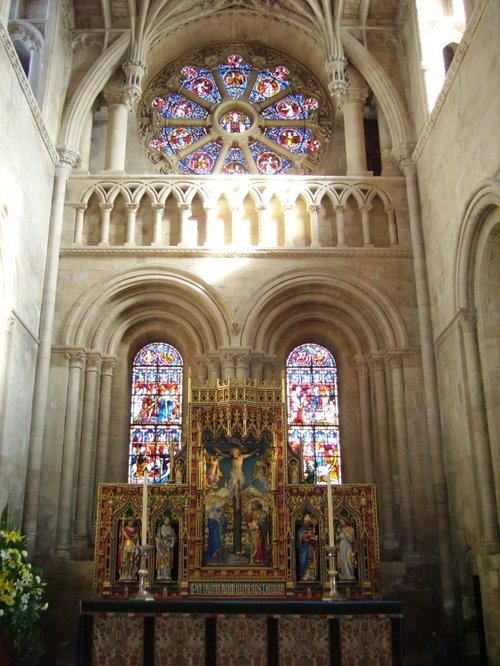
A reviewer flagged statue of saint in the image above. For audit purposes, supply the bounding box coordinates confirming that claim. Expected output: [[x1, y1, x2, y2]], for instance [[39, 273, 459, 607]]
[[118, 518, 139, 580], [155, 516, 177, 580]]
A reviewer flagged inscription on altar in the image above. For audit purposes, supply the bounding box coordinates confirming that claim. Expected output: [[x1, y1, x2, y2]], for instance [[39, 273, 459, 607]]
[[189, 582, 286, 597]]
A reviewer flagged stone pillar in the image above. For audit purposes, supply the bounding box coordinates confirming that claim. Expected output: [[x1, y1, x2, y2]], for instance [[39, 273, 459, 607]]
[[359, 204, 373, 246], [250, 353, 264, 382], [73, 203, 87, 245], [235, 351, 250, 380], [94, 357, 117, 493], [178, 203, 196, 246], [282, 204, 295, 247], [74, 353, 102, 548], [103, 90, 136, 172], [371, 356, 398, 549], [98, 203, 112, 246], [221, 351, 236, 380], [394, 145, 454, 609], [151, 203, 164, 246], [208, 355, 220, 384], [23, 148, 80, 553], [353, 357, 373, 482], [256, 204, 267, 247], [231, 205, 247, 246], [459, 312, 499, 547], [386, 206, 398, 245], [125, 202, 138, 246], [387, 352, 415, 553], [338, 87, 371, 176], [308, 205, 321, 248], [195, 356, 209, 383], [204, 206, 220, 247], [334, 204, 346, 246], [56, 350, 86, 554]]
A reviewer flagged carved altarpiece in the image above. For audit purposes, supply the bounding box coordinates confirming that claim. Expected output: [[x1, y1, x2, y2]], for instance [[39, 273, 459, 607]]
[[93, 380, 380, 599]]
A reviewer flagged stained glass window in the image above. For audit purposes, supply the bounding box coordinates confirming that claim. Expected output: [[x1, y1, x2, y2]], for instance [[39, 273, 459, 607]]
[[128, 342, 183, 485], [286, 343, 341, 485], [149, 53, 320, 175]]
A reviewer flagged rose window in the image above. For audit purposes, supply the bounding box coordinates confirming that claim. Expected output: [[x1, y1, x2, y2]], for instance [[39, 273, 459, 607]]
[[147, 53, 322, 176]]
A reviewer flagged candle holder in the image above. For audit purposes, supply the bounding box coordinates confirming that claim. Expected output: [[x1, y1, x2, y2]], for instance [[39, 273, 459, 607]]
[[132, 545, 155, 601], [323, 545, 343, 601]]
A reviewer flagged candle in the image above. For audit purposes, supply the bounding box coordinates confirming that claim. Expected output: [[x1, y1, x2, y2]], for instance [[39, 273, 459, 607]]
[[327, 473, 334, 547], [141, 469, 148, 545]]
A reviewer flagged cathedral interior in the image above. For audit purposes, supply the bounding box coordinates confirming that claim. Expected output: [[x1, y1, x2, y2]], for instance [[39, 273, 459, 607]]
[[0, 0, 498, 664]]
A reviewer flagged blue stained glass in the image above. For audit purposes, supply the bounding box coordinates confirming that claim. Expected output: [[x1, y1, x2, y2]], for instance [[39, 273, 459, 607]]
[[248, 140, 293, 174], [263, 127, 316, 155], [178, 139, 223, 175], [157, 126, 208, 156], [152, 92, 208, 119], [180, 66, 222, 104], [261, 93, 318, 120], [218, 59, 253, 98], [129, 343, 183, 484], [249, 66, 291, 103], [287, 344, 340, 485], [221, 146, 250, 174]]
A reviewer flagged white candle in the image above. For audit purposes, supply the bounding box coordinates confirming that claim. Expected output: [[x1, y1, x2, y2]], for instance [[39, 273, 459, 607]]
[[327, 473, 334, 547], [141, 469, 148, 545]]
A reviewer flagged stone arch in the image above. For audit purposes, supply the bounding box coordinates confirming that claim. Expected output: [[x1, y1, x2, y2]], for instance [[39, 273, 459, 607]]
[[59, 265, 234, 354], [238, 267, 409, 355]]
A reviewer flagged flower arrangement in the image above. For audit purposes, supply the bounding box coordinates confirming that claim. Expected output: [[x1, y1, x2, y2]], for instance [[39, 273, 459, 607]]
[[0, 527, 48, 654]]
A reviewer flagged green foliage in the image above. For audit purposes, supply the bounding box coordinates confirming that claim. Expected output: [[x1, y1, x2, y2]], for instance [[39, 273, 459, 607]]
[[0, 528, 47, 654]]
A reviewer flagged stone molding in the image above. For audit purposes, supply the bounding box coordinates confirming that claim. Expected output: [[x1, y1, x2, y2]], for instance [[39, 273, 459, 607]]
[[60, 246, 413, 259]]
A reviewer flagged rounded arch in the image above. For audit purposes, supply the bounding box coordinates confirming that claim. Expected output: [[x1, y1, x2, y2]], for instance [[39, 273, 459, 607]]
[[59, 265, 235, 354], [455, 177, 500, 310], [238, 267, 409, 355]]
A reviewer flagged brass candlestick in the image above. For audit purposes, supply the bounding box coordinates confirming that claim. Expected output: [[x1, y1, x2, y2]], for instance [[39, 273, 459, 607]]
[[132, 545, 155, 601], [323, 545, 342, 601]]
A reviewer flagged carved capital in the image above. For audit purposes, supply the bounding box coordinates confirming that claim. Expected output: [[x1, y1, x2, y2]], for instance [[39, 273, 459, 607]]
[[125, 203, 139, 213], [101, 357, 118, 375], [459, 311, 477, 334], [370, 356, 385, 374], [308, 205, 321, 214], [86, 353, 102, 371], [99, 203, 113, 212], [337, 87, 368, 111], [66, 350, 86, 369], [386, 353, 403, 371], [391, 143, 417, 170], [324, 55, 349, 99], [352, 356, 369, 378], [334, 204, 346, 214], [122, 59, 147, 89], [57, 147, 80, 169]]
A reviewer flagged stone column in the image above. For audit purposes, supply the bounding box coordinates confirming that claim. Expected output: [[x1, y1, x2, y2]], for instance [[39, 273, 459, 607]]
[[308, 205, 321, 248], [103, 91, 133, 172], [250, 353, 264, 382], [387, 352, 415, 553], [204, 206, 219, 246], [235, 351, 250, 380], [195, 356, 209, 383], [221, 351, 236, 380], [78, 109, 93, 172], [23, 148, 80, 553], [334, 204, 346, 246], [56, 350, 86, 554], [352, 357, 373, 482], [386, 206, 398, 245], [73, 203, 87, 245], [94, 357, 117, 491], [230, 205, 246, 246], [74, 353, 102, 548], [151, 203, 164, 246], [208, 355, 221, 384], [98, 203, 112, 246], [256, 204, 267, 247], [338, 87, 371, 176], [125, 202, 138, 246], [371, 356, 398, 549], [282, 204, 295, 247], [459, 312, 499, 548], [394, 145, 454, 608], [359, 204, 373, 246], [178, 203, 196, 246]]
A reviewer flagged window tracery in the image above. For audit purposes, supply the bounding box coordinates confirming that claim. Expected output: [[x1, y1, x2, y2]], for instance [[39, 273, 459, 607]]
[[141, 47, 331, 175]]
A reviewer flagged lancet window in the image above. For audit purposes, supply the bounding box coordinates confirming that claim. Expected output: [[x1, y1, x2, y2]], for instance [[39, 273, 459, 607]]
[[128, 342, 183, 484], [147, 53, 322, 175], [286, 343, 341, 485]]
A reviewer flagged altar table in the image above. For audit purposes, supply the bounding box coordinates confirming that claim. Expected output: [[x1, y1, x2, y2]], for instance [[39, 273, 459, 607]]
[[78, 598, 404, 666]]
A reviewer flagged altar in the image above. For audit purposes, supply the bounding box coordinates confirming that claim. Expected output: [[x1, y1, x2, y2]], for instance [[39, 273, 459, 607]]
[[78, 598, 404, 665], [85, 379, 403, 664]]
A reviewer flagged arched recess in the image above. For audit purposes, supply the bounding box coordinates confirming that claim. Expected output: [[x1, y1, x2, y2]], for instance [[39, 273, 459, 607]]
[[59, 265, 234, 354], [455, 177, 500, 508], [239, 267, 409, 355]]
